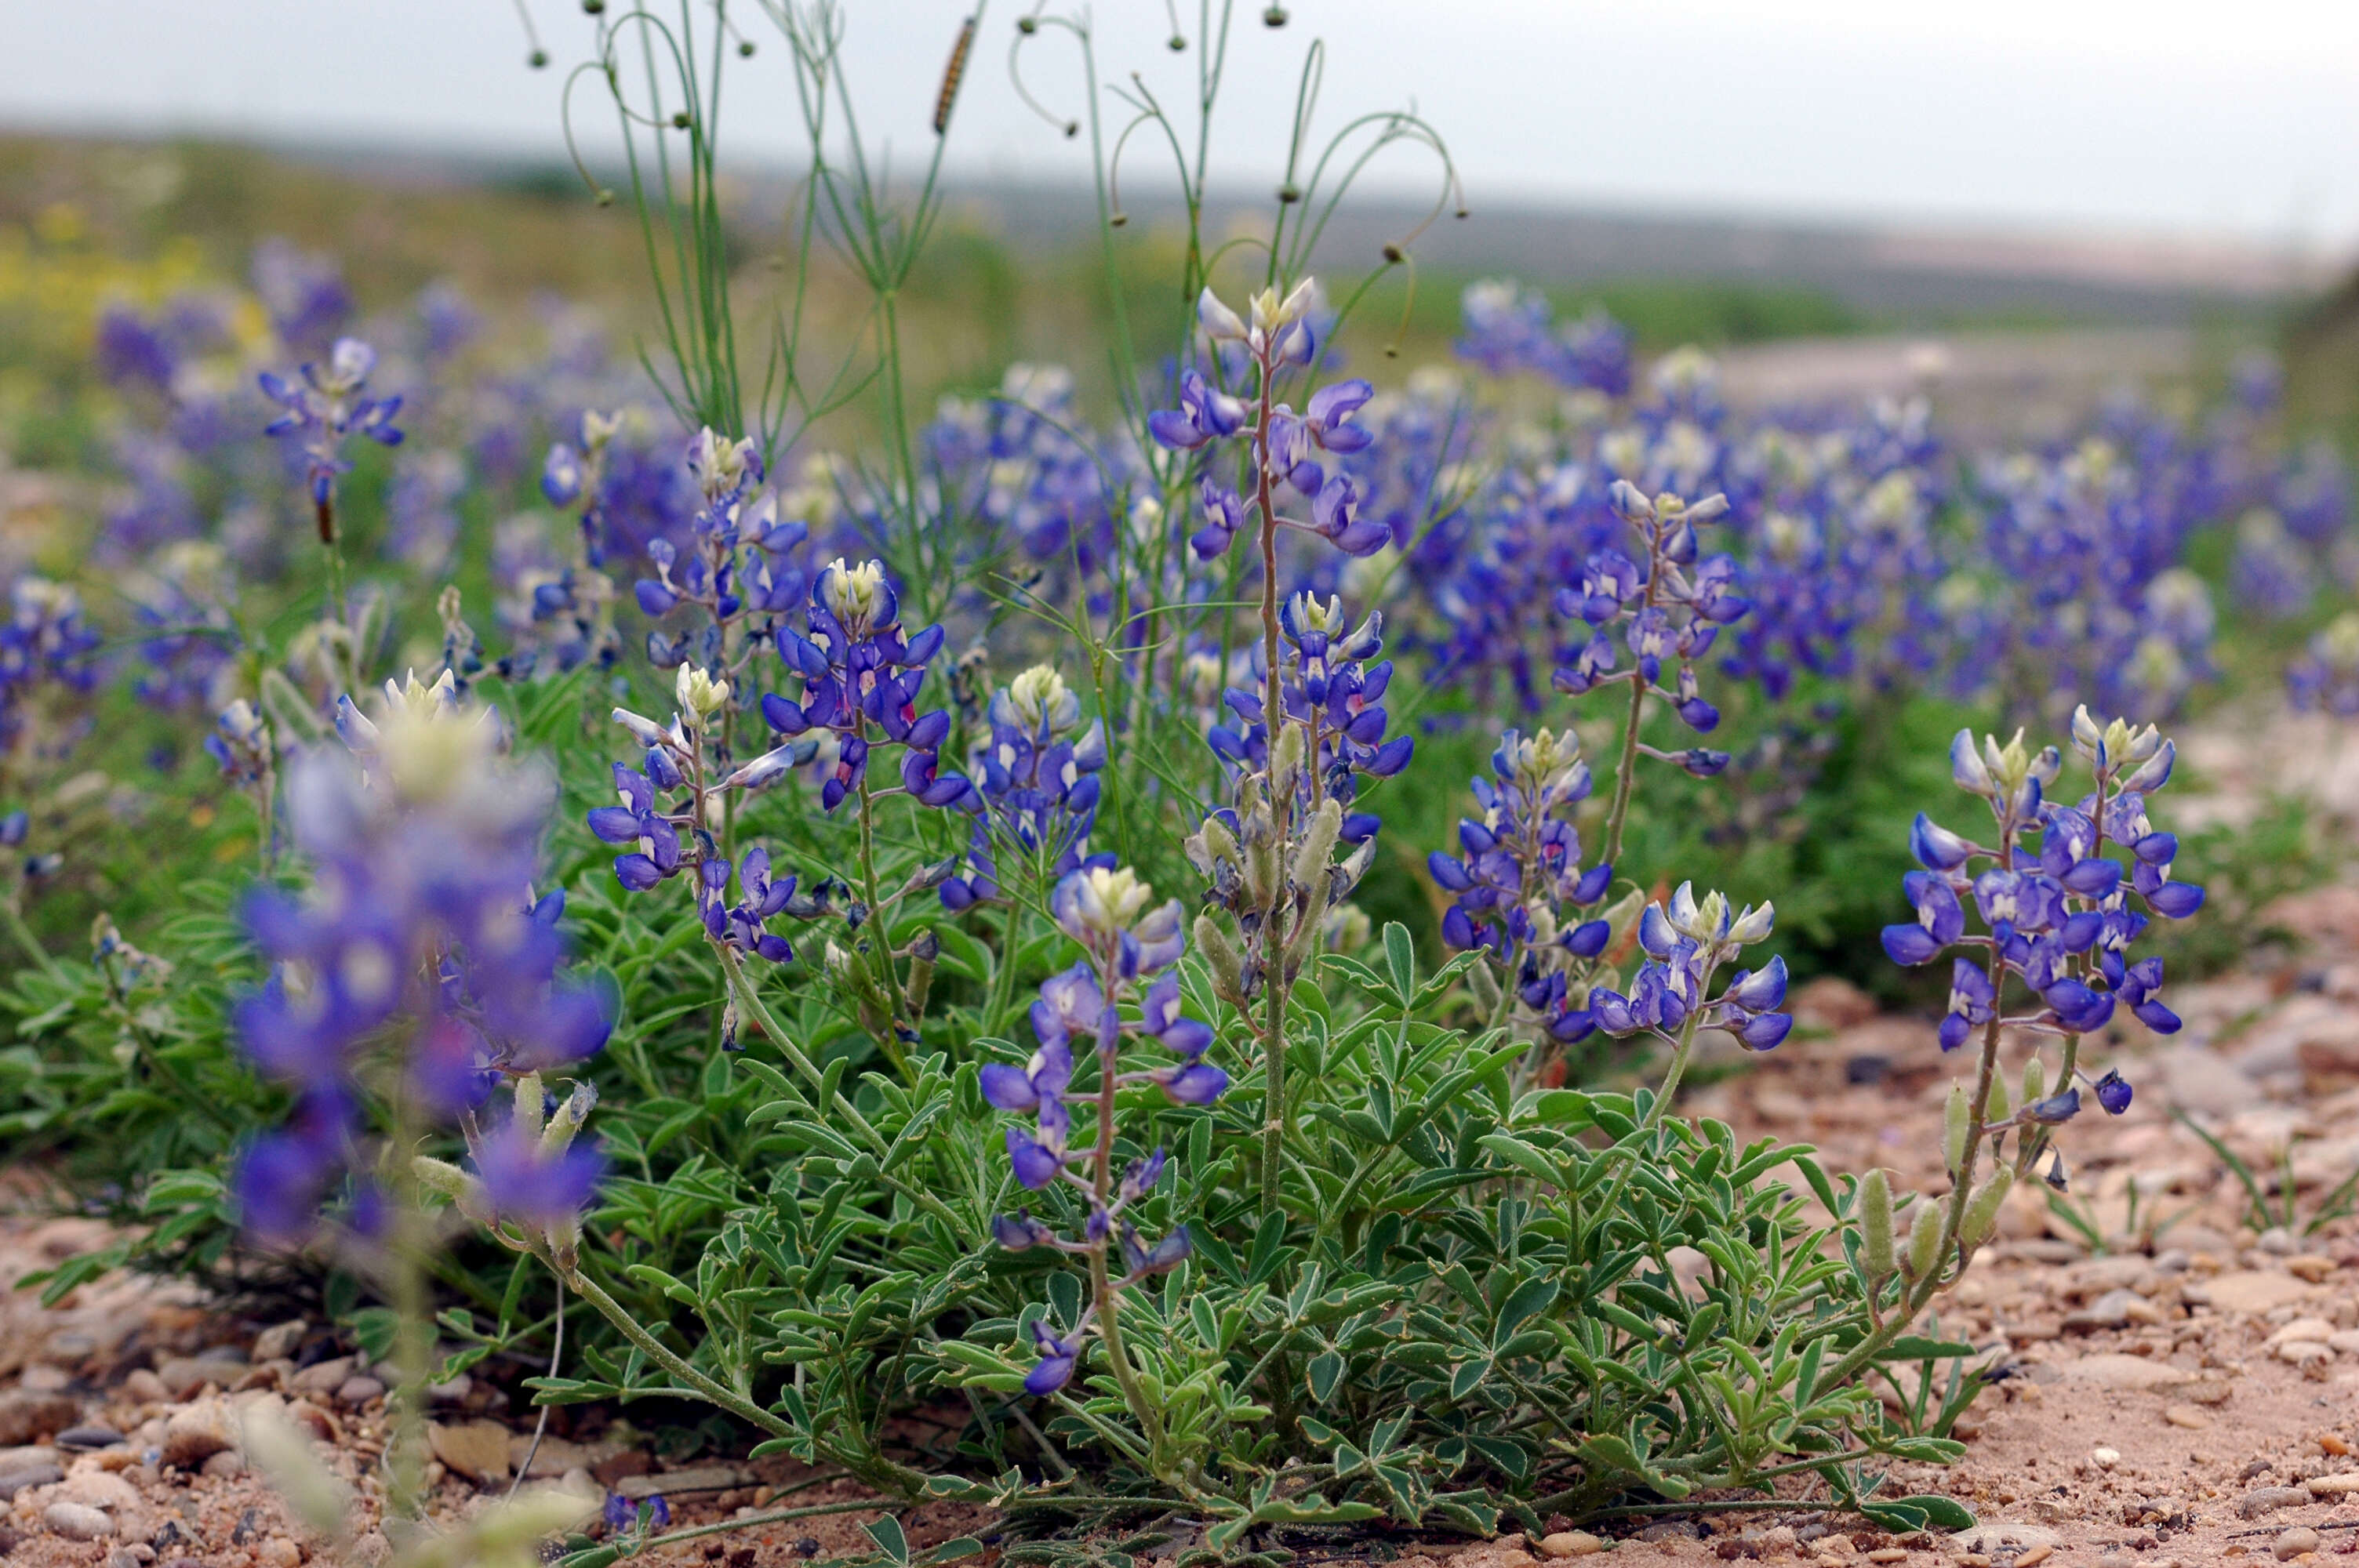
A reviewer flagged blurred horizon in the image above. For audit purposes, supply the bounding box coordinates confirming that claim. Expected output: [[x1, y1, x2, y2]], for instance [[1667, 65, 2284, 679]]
[[4, 0, 2357, 260]]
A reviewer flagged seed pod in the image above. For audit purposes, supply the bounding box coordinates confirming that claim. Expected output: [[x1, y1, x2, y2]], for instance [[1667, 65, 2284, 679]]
[[1859, 1169, 1896, 1280], [1192, 815, 1240, 873], [1196, 913, 1245, 1001], [1943, 1082, 1970, 1176], [1983, 1070, 2010, 1127], [1903, 1194, 1943, 1280], [1245, 832, 1280, 911], [903, 946, 937, 1018], [1961, 1167, 2015, 1250], [2020, 1055, 2047, 1116], [1292, 799, 1342, 892]]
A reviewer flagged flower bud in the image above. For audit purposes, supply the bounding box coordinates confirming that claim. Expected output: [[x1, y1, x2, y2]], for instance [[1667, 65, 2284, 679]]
[[1903, 1196, 1943, 1281], [1961, 1167, 2014, 1251], [1195, 913, 1245, 1003], [1467, 956, 1502, 1014], [1292, 799, 1343, 894], [2020, 1056, 2048, 1119], [1943, 1082, 1970, 1176], [1859, 1168, 1896, 1280], [1983, 1070, 2010, 1127], [1270, 722, 1307, 804]]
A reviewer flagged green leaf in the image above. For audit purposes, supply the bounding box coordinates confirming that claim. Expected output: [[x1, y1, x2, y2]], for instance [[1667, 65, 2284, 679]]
[[1306, 1352, 1343, 1405], [1383, 922, 1417, 1000], [864, 1516, 911, 1564], [1881, 1337, 1974, 1362], [1860, 1503, 1930, 1534], [1897, 1495, 1976, 1530]]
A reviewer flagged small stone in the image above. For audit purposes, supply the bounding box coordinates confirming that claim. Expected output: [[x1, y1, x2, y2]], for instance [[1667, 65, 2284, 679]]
[[2330, 1331, 2359, 1356], [0, 1463, 64, 1498], [2163, 1404, 2212, 1429], [256, 1535, 304, 1567], [2064, 1290, 2140, 1332], [1539, 1533, 1605, 1559], [2092, 1446, 2121, 1468], [153, 1356, 243, 1401], [20, 1365, 71, 1392], [2273, 1526, 2320, 1561], [2065, 1352, 2193, 1390], [45, 1501, 118, 1541], [333, 1376, 385, 1407], [109, 1551, 142, 1568], [120, 1370, 169, 1405], [2277, 1341, 2334, 1370], [2016, 1548, 2052, 1568], [2238, 1486, 2311, 1519], [56, 1468, 140, 1512], [2286, 1254, 2335, 1283], [2308, 1474, 2359, 1497], [284, 1399, 337, 1445], [426, 1420, 511, 1486], [286, 1359, 353, 1399], [160, 1401, 235, 1468], [2183, 1378, 2234, 1406], [0, 1389, 82, 1446], [2325, 1435, 2354, 1457], [2268, 1317, 2336, 1347], [252, 1322, 307, 1363], [1866, 1552, 1908, 1564], [56, 1424, 125, 1452], [2201, 1271, 2317, 1316]]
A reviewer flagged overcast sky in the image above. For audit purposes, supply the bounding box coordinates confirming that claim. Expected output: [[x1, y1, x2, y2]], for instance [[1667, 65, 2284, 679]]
[[6, 0, 2358, 251]]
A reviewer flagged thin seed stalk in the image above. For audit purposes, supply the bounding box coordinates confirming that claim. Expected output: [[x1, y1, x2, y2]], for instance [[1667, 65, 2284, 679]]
[[1085, 952, 1169, 1465], [1252, 354, 1289, 1221]]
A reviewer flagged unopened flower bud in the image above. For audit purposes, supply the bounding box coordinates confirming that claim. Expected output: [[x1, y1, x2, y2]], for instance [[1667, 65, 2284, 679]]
[[1859, 1169, 1896, 1280], [1961, 1167, 2014, 1251], [1292, 799, 1342, 893], [1904, 1196, 1944, 1280], [1943, 1082, 1971, 1176], [2020, 1057, 2047, 1119], [1195, 913, 1245, 1003]]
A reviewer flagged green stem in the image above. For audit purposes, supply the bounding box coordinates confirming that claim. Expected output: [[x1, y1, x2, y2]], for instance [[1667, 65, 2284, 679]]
[[1637, 1008, 1705, 1133], [560, 1263, 793, 1439], [1, 902, 62, 983], [1252, 354, 1289, 1224], [1084, 950, 1169, 1468], [1599, 672, 1648, 871]]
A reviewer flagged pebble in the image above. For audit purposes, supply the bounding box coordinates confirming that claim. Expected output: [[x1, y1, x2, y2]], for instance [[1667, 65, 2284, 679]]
[[1537, 1533, 1605, 1558], [426, 1419, 511, 1486], [252, 1320, 307, 1363], [2274, 1526, 2320, 1561], [2163, 1404, 2212, 1429], [287, 1358, 354, 1398], [2286, 1254, 2336, 1283], [2238, 1486, 2311, 1519], [2015, 1548, 2052, 1568], [45, 1501, 118, 1541], [2066, 1352, 2192, 1391], [152, 1355, 243, 1401], [257, 1535, 304, 1567], [0, 1462, 64, 1498], [2092, 1446, 2121, 1468], [2268, 1318, 2336, 1348], [0, 1388, 82, 1446], [2277, 1341, 2333, 1370], [2307, 1474, 2359, 1497], [615, 1463, 744, 1498], [21, 1365, 71, 1393], [56, 1424, 125, 1452], [2197, 1271, 2318, 1316], [2330, 1331, 2359, 1356], [199, 1449, 243, 1479], [120, 1370, 169, 1405], [334, 1374, 386, 1406], [160, 1400, 236, 1468]]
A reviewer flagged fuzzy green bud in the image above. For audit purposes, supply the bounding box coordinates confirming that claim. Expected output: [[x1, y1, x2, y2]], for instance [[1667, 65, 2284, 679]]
[[1195, 914, 1245, 1004], [2020, 1055, 2047, 1116], [1983, 1070, 2010, 1127], [1943, 1082, 1971, 1176], [1961, 1167, 2014, 1251], [1292, 799, 1343, 895], [1270, 723, 1307, 804], [1859, 1169, 1896, 1280], [1467, 956, 1502, 1014], [1903, 1195, 1944, 1280]]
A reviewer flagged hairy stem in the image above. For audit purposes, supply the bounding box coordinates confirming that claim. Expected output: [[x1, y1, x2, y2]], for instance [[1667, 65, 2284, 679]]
[[1088, 957, 1169, 1464], [1253, 353, 1289, 1222]]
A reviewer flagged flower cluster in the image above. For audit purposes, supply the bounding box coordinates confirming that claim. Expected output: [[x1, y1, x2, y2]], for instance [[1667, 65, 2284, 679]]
[[1553, 481, 1749, 779], [982, 866, 1218, 1395], [765, 557, 969, 812], [635, 428, 812, 677], [940, 664, 1110, 909], [1588, 884, 1790, 1053], [1208, 593, 1412, 844], [1150, 280, 1388, 561], [234, 687, 609, 1243], [1880, 710, 2204, 1120], [2288, 612, 2359, 717], [260, 336, 405, 535], [1456, 278, 1631, 396], [1427, 728, 1615, 1044], [0, 577, 104, 754], [590, 663, 819, 964]]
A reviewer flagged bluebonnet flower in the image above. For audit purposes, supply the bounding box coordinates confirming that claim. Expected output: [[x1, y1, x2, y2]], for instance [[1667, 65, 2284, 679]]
[[980, 865, 1216, 1396], [764, 557, 969, 813], [1427, 728, 1614, 1044], [602, 1491, 670, 1534], [2230, 509, 2312, 620], [251, 238, 354, 359], [940, 664, 1110, 909], [1879, 710, 2201, 1126], [2288, 612, 2359, 717], [260, 336, 405, 538], [1150, 279, 1389, 561], [1550, 481, 1747, 779], [1456, 279, 1631, 396], [0, 577, 103, 754], [234, 687, 609, 1246], [1587, 884, 1787, 1053], [1207, 593, 1412, 844]]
